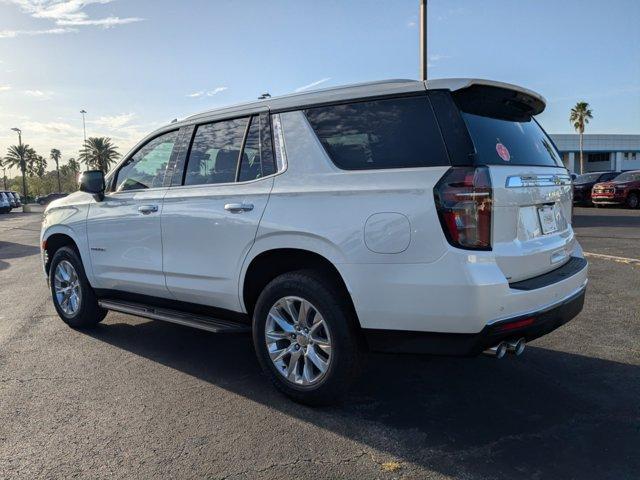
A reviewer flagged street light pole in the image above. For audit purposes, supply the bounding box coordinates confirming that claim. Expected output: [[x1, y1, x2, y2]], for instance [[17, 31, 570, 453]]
[[80, 109, 87, 146], [419, 0, 428, 82], [10, 127, 27, 200]]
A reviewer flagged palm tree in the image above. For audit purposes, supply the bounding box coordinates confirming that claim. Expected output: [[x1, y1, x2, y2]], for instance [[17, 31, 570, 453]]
[[4, 144, 35, 198], [67, 157, 80, 176], [79, 137, 120, 173], [569, 102, 593, 174], [50, 148, 62, 192], [33, 155, 47, 179]]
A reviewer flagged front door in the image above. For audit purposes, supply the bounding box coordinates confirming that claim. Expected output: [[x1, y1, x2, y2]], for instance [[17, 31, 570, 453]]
[[87, 130, 179, 297]]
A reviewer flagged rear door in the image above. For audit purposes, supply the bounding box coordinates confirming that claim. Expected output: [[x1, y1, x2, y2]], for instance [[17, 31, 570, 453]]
[[161, 112, 277, 310], [460, 109, 574, 282]]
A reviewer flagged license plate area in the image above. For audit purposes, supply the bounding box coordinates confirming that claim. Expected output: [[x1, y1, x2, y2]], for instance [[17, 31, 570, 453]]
[[537, 205, 558, 235]]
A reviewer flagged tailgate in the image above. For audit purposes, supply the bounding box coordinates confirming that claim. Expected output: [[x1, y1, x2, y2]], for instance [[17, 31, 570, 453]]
[[489, 166, 574, 282]]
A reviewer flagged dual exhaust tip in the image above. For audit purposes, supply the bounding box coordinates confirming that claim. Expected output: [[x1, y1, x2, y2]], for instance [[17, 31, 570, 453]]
[[483, 338, 526, 359]]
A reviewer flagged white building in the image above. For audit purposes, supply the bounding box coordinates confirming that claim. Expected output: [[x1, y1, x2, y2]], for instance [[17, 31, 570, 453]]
[[550, 134, 640, 174]]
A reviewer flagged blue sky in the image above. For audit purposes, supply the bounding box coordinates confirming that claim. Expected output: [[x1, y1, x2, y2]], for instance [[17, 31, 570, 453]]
[[0, 0, 638, 171]]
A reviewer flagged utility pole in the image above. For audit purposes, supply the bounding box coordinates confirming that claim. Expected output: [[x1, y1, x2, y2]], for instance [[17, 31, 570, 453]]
[[419, 0, 428, 82], [11, 127, 27, 200]]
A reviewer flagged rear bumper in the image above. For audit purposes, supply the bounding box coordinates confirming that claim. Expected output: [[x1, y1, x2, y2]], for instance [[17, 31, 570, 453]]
[[364, 285, 586, 356]]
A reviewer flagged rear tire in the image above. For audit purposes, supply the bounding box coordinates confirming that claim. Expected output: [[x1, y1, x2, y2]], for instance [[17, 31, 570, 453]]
[[626, 193, 639, 209], [252, 270, 364, 406], [49, 246, 107, 328]]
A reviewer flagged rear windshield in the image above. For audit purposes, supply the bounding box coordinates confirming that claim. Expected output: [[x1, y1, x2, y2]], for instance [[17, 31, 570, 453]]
[[462, 112, 563, 167], [305, 96, 449, 170]]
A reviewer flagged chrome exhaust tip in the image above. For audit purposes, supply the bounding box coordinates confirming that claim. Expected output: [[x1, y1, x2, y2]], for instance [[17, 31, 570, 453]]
[[506, 338, 526, 356], [483, 342, 508, 359]]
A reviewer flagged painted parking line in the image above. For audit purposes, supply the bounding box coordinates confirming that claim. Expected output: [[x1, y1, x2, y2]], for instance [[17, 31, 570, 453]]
[[584, 252, 640, 265]]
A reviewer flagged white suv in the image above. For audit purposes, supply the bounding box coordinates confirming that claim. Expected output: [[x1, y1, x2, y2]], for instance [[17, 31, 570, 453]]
[[41, 78, 587, 404]]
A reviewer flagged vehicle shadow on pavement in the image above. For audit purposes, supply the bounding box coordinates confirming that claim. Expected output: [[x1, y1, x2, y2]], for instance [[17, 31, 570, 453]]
[[85, 319, 639, 479], [0, 240, 41, 271]]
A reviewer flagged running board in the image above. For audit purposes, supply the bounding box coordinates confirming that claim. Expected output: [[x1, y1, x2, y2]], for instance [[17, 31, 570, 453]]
[[98, 299, 250, 334]]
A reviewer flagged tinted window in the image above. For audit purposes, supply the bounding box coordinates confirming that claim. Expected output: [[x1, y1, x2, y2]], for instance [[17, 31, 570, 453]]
[[238, 115, 276, 182], [304, 96, 449, 170], [184, 118, 249, 185], [115, 130, 177, 191], [461, 113, 562, 167], [600, 172, 618, 181], [613, 171, 640, 182]]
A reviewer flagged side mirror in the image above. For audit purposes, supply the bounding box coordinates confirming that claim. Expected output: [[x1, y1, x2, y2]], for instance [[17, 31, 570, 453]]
[[79, 170, 105, 200]]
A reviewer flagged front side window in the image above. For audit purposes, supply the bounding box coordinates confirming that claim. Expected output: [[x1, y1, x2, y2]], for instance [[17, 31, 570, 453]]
[[184, 118, 249, 186], [304, 96, 449, 170], [115, 131, 178, 191]]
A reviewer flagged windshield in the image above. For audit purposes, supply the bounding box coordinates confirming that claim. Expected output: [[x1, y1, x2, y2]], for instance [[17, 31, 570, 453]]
[[462, 112, 563, 167], [613, 171, 640, 182], [576, 173, 604, 183]]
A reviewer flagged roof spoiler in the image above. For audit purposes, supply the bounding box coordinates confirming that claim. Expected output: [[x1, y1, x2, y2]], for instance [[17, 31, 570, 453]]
[[427, 78, 546, 122]]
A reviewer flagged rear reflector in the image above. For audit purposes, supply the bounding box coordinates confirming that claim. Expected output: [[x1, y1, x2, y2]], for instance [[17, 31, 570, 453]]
[[497, 317, 535, 332], [434, 166, 492, 250]]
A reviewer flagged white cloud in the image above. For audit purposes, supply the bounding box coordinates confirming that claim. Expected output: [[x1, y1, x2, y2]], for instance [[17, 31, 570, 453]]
[[57, 16, 143, 27], [89, 112, 136, 129], [0, 84, 11, 92], [0, 0, 142, 38], [294, 77, 332, 92], [0, 27, 76, 38], [23, 89, 53, 99], [407, 20, 416, 28], [187, 87, 228, 98]]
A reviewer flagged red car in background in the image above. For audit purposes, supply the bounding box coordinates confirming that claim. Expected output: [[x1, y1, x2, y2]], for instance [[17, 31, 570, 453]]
[[591, 170, 640, 208]]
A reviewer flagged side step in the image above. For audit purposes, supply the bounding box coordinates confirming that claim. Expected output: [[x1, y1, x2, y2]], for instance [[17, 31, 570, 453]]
[[98, 299, 250, 334]]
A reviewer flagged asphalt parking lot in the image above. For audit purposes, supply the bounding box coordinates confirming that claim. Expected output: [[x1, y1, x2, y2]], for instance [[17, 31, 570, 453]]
[[0, 207, 638, 479]]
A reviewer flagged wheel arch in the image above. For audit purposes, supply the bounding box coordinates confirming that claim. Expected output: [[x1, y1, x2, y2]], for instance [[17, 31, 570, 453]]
[[41, 225, 88, 278], [240, 247, 359, 326]]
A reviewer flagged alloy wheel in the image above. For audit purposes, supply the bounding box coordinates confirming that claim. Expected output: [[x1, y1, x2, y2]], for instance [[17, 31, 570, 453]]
[[54, 260, 82, 316], [265, 296, 332, 386]]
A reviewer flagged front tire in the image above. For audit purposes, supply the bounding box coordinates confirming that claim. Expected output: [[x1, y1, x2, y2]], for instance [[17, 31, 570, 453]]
[[49, 246, 107, 328], [252, 270, 364, 406], [626, 192, 639, 209]]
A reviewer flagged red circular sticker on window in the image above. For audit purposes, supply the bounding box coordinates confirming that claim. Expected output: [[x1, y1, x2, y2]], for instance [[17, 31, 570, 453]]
[[496, 143, 510, 162]]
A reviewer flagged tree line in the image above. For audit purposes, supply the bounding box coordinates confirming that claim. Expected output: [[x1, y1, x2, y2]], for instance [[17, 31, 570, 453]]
[[1, 137, 120, 201]]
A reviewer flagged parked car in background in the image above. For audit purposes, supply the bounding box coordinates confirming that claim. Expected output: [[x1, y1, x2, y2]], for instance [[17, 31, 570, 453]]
[[11, 192, 22, 208], [573, 171, 619, 206], [41, 78, 587, 405], [36, 192, 68, 206], [592, 170, 640, 208], [1, 191, 18, 209], [0, 192, 11, 213]]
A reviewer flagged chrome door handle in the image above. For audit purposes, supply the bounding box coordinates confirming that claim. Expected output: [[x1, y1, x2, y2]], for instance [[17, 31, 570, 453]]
[[224, 203, 254, 213], [138, 204, 158, 214]]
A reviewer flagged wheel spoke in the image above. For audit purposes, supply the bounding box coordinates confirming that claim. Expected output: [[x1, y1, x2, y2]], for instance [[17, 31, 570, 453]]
[[268, 311, 294, 334], [305, 346, 329, 373], [265, 330, 290, 343], [281, 298, 298, 324], [286, 348, 302, 380], [298, 300, 310, 326], [270, 345, 292, 363]]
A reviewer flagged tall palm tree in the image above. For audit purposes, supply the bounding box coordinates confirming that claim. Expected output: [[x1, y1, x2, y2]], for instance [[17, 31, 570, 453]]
[[4, 144, 35, 198], [569, 102, 593, 174], [50, 148, 62, 192], [79, 137, 120, 173]]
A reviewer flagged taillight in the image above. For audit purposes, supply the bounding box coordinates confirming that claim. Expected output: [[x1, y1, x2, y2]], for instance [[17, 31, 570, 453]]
[[434, 166, 492, 250]]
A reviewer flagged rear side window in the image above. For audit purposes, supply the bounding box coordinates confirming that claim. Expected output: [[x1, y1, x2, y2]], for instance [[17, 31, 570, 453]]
[[304, 96, 449, 170], [461, 113, 563, 167], [184, 118, 249, 186]]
